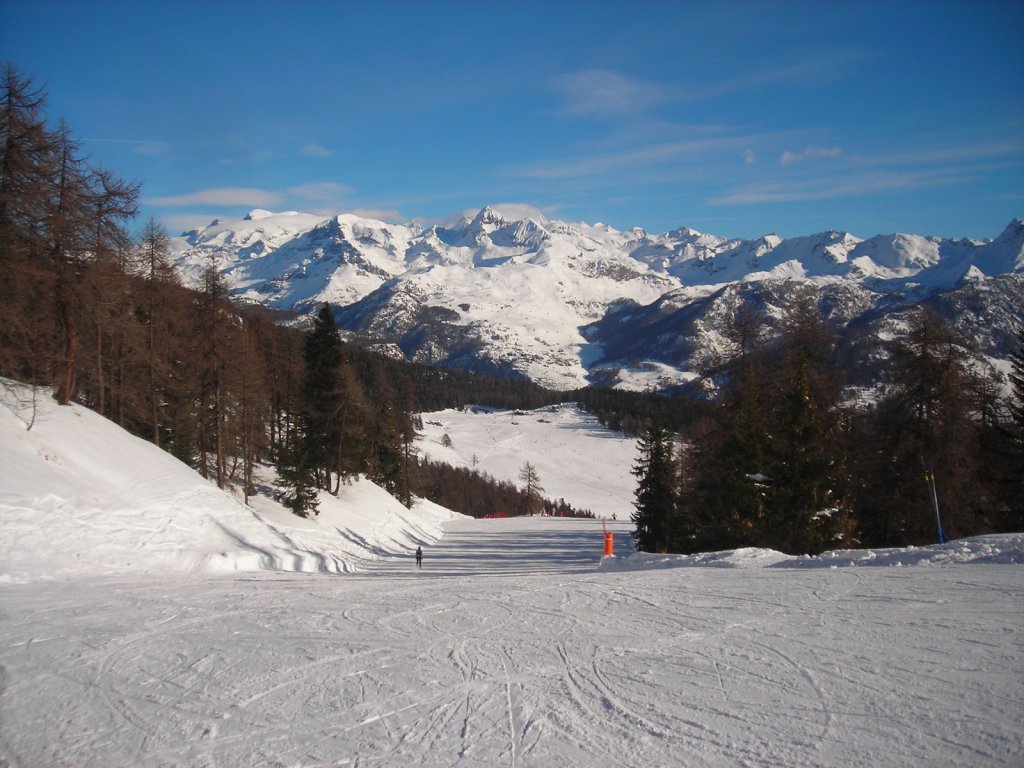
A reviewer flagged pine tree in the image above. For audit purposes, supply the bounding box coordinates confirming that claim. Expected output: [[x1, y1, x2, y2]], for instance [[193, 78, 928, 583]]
[[684, 300, 772, 552], [765, 357, 842, 553], [763, 296, 846, 554], [194, 264, 231, 486], [631, 419, 676, 552], [136, 218, 176, 445], [863, 309, 984, 544], [301, 303, 345, 489], [993, 327, 1024, 530], [277, 423, 319, 518], [1008, 328, 1024, 446]]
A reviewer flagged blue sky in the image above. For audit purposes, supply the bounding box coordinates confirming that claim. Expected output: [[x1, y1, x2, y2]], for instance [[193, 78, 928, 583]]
[[3, 1, 1022, 239]]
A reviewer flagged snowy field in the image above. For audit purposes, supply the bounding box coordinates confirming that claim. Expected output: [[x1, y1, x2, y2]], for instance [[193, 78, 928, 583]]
[[0, 381, 460, 584], [2, 382, 1023, 766], [416, 404, 638, 519], [2, 517, 1022, 767]]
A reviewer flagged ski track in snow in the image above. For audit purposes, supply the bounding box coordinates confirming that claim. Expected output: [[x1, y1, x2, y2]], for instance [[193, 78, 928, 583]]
[[1, 517, 1022, 768]]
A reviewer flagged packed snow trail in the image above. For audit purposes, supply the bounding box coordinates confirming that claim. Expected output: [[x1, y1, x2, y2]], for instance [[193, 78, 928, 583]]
[[360, 515, 626, 577], [1, 517, 1021, 768]]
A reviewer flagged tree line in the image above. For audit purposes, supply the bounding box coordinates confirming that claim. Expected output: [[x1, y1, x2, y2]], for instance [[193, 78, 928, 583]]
[[632, 290, 1024, 555]]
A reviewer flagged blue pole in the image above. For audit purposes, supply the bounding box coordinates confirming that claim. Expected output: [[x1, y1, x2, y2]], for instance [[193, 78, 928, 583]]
[[925, 466, 947, 544]]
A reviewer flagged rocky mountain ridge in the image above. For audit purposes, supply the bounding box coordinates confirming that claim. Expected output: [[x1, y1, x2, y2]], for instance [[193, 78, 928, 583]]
[[170, 208, 1024, 391]]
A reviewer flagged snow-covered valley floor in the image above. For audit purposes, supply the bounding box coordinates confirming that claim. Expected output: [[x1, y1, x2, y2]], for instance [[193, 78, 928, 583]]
[[2, 515, 1022, 768]]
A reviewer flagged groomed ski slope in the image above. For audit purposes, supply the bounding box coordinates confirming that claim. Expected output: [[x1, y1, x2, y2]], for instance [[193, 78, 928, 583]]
[[2, 516, 1022, 768]]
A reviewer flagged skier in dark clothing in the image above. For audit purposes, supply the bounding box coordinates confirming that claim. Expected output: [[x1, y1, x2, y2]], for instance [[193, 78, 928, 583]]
[[415, 546, 422, 568]]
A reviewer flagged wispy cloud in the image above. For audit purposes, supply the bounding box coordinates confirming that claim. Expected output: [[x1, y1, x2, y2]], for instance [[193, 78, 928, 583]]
[[712, 129, 1023, 207], [83, 137, 177, 157], [780, 146, 843, 165], [159, 213, 227, 235], [287, 181, 353, 201], [685, 47, 875, 105], [147, 181, 357, 210], [300, 142, 332, 158], [856, 138, 1024, 168], [551, 70, 668, 117], [551, 49, 873, 121], [146, 187, 282, 207], [348, 208, 404, 222], [460, 203, 561, 222], [507, 136, 758, 180], [709, 167, 980, 206]]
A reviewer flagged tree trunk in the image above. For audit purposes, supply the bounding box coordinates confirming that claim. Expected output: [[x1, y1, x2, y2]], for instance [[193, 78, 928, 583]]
[[56, 288, 76, 405], [95, 317, 105, 416], [215, 380, 225, 489]]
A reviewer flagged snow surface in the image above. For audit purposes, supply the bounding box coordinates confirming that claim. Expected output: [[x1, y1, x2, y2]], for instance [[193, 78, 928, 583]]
[[416, 404, 637, 519], [0, 380, 460, 584], [2, 380, 1023, 766]]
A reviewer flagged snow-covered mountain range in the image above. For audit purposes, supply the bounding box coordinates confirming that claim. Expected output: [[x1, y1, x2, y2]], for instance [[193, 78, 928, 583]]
[[171, 207, 1024, 390]]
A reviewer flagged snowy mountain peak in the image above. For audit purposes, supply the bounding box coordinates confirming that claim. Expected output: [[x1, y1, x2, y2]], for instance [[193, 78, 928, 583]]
[[446, 206, 554, 251], [244, 209, 276, 221], [170, 212, 1024, 390], [466, 205, 507, 232], [667, 226, 705, 239], [991, 218, 1024, 263]]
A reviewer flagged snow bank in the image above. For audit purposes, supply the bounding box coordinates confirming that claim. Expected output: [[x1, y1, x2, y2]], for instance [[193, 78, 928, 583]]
[[0, 380, 460, 584], [600, 533, 1024, 572]]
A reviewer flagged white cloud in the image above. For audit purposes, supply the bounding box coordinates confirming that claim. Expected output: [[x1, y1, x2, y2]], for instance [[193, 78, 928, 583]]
[[146, 187, 282, 207], [552, 70, 667, 117], [156, 213, 225, 235], [459, 203, 560, 222], [744, 149, 757, 165], [300, 142, 332, 158], [780, 146, 843, 165], [348, 208, 404, 223], [551, 52, 872, 119]]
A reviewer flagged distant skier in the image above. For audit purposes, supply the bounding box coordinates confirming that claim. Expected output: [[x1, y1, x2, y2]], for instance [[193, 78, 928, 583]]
[[415, 546, 422, 569]]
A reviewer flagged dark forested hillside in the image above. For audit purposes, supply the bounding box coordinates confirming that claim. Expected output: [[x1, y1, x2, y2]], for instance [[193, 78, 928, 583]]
[[632, 295, 1024, 556]]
